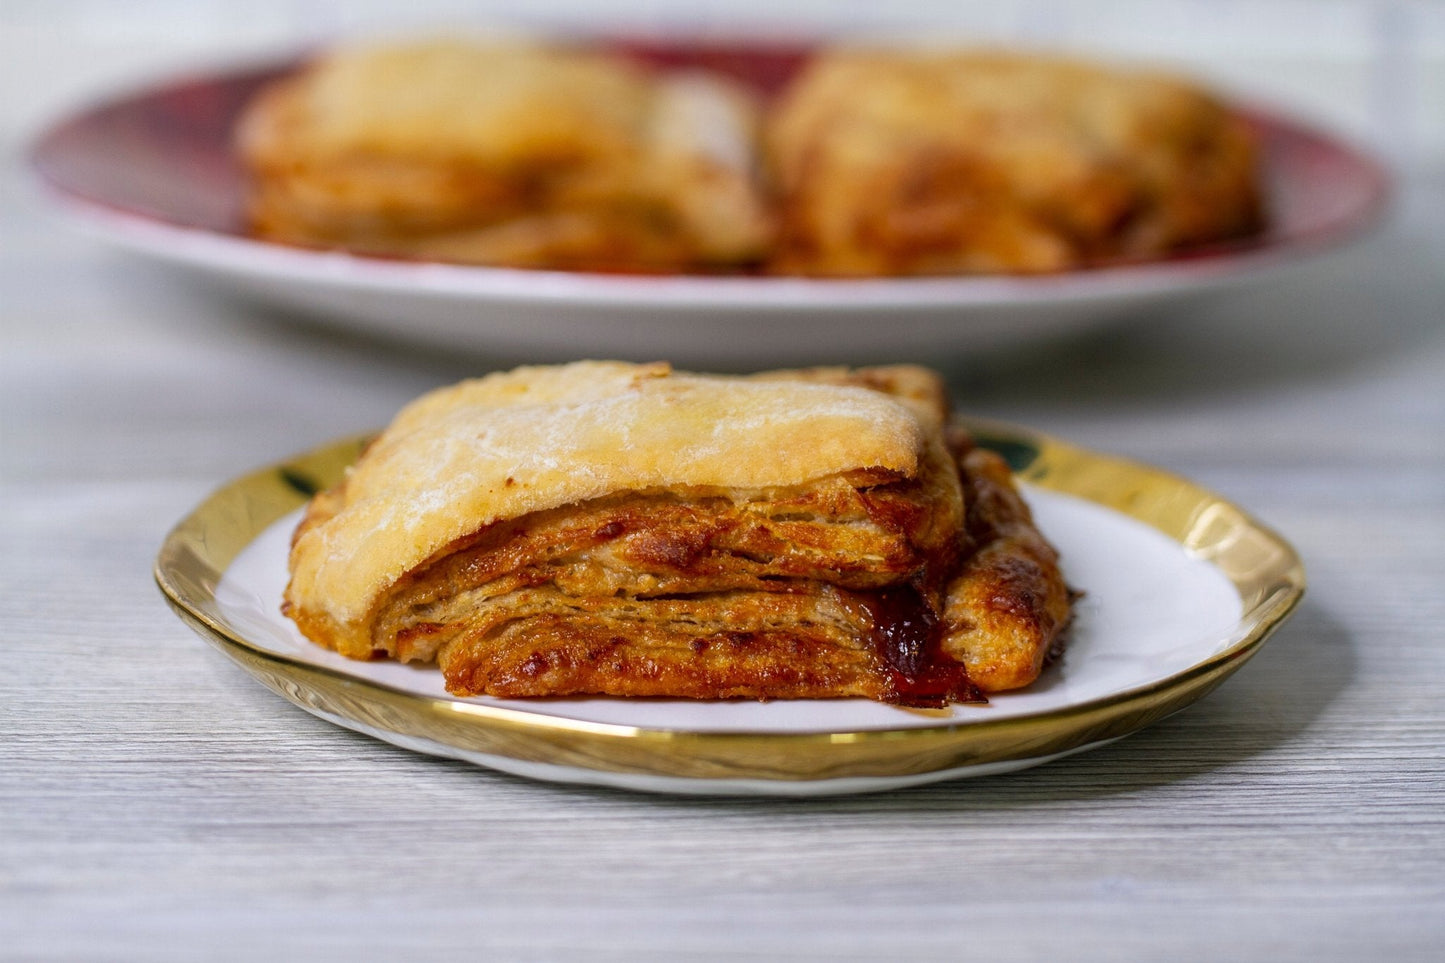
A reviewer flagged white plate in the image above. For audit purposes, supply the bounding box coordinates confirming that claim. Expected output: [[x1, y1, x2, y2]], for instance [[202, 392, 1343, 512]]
[[156, 426, 1305, 795], [32, 54, 1387, 363]]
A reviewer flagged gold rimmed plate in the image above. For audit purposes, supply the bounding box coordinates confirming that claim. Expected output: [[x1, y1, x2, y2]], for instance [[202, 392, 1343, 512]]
[[156, 421, 1304, 795]]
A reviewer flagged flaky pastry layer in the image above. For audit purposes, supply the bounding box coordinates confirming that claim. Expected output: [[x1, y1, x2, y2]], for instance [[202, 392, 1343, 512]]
[[765, 49, 1263, 275], [283, 363, 1071, 705], [238, 40, 1264, 276], [236, 39, 772, 271]]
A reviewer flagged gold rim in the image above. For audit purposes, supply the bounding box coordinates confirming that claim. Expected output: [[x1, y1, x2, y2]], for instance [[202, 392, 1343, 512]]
[[155, 421, 1305, 783]]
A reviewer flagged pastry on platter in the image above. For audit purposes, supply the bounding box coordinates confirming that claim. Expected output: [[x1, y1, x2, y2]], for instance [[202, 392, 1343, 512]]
[[237, 39, 772, 271], [765, 49, 1263, 275], [238, 38, 1265, 276], [282, 361, 1071, 706]]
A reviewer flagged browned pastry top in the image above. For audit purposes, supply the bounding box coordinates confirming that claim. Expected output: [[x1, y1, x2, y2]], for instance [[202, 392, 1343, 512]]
[[283, 362, 1072, 705]]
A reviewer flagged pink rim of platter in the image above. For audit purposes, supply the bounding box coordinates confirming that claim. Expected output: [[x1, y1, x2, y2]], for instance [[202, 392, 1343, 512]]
[[28, 41, 1391, 356]]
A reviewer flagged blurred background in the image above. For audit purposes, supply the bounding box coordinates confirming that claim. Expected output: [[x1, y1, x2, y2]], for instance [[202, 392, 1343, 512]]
[[4, 0, 1443, 174], [4, 0, 1440, 441]]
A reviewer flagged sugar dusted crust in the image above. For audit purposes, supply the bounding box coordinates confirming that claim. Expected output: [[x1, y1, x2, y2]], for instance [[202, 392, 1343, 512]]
[[283, 362, 1071, 705]]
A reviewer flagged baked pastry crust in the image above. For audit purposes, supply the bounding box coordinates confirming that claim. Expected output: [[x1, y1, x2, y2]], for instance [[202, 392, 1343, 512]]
[[237, 39, 773, 271], [766, 49, 1263, 275], [239, 39, 1264, 277], [283, 362, 1071, 705]]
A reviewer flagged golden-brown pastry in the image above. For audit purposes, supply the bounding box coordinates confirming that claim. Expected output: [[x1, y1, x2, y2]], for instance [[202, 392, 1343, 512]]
[[237, 39, 772, 271], [282, 361, 1071, 706], [765, 49, 1264, 275]]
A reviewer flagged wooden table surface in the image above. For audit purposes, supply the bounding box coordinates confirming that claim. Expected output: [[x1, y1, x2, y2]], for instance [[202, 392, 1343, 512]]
[[3, 130, 1443, 958]]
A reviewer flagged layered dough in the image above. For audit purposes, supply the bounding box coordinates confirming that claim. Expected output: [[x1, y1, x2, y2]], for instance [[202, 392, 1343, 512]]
[[237, 39, 772, 271], [283, 362, 1072, 705], [766, 49, 1263, 275], [238, 39, 1264, 276]]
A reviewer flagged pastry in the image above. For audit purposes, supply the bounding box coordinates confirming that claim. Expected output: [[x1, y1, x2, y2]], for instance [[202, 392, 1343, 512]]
[[236, 39, 773, 271], [282, 361, 1071, 705], [766, 49, 1263, 275], [238, 39, 1264, 276]]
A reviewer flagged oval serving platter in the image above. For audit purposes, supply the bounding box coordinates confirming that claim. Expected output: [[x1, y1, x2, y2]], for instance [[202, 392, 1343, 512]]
[[34, 44, 1387, 364], [155, 421, 1304, 795]]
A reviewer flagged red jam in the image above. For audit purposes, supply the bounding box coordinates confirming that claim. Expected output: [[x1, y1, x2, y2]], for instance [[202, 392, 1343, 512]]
[[865, 583, 982, 708]]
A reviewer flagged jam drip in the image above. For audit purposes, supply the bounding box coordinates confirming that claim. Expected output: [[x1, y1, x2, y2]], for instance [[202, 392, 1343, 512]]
[[866, 584, 983, 708]]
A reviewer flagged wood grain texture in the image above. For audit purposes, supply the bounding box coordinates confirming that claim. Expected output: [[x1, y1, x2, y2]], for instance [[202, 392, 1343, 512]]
[[2, 141, 1443, 962]]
